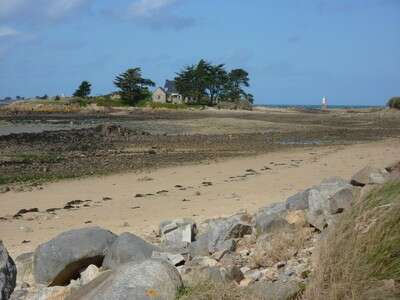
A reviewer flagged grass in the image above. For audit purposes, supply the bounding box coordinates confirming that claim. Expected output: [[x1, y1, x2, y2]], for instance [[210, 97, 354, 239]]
[[304, 180, 400, 300], [252, 227, 312, 268], [176, 282, 259, 300], [94, 97, 129, 107]]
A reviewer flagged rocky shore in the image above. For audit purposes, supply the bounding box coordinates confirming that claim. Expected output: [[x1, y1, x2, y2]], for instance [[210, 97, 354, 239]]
[[1, 162, 399, 300]]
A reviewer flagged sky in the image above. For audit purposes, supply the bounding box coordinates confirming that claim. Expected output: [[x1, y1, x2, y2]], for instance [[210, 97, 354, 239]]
[[0, 0, 399, 105]]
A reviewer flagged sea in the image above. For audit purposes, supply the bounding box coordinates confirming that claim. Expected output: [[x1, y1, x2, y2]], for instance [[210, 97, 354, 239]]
[[255, 104, 384, 110]]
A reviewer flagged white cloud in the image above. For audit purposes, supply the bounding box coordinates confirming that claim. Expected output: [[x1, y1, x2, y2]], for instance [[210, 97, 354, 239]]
[[0, 0, 91, 21], [0, 26, 19, 38], [125, 0, 194, 30], [129, 0, 179, 17]]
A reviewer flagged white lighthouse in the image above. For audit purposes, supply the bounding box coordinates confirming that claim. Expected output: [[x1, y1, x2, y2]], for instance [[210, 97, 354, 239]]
[[322, 96, 328, 109]]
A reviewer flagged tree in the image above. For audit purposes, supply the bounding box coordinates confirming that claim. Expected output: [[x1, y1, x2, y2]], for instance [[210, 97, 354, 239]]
[[73, 81, 91, 98], [114, 68, 155, 105], [175, 60, 252, 105], [224, 69, 250, 101], [204, 63, 229, 105]]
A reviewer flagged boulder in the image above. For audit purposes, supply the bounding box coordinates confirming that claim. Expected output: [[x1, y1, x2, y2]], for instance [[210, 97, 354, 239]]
[[254, 203, 289, 235], [159, 219, 196, 248], [189, 233, 211, 257], [33, 227, 117, 286], [286, 190, 310, 211], [66, 259, 182, 300], [14, 252, 34, 285], [351, 166, 389, 186], [306, 178, 354, 230], [102, 233, 159, 270], [206, 213, 252, 253], [0, 241, 17, 300]]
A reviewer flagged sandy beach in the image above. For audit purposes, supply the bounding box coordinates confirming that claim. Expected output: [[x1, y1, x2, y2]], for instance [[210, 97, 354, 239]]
[[1, 138, 399, 257]]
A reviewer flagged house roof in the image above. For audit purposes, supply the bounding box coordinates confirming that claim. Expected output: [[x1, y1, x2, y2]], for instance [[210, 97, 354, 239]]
[[164, 80, 178, 94]]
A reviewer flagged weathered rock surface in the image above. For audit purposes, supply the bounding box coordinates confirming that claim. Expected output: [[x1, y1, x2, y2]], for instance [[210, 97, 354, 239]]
[[255, 203, 289, 235], [286, 190, 310, 211], [33, 227, 116, 286], [151, 252, 185, 267], [66, 259, 182, 300], [351, 166, 389, 186], [159, 218, 196, 248], [1, 241, 17, 300], [305, 177, 353, 230], [102, 233, 159, 270], [203, 213, 252, 254], [14, 252, 34, 286]]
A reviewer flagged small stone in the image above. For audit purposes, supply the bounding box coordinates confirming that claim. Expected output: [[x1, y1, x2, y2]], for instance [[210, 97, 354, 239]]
[[275, 261, 286, 269], [240, 278, 255, 287], [80, 264, 100, 285], [121, 222, 130, 227], [19, 226, 33, 233], [244, 270, 262, 281]]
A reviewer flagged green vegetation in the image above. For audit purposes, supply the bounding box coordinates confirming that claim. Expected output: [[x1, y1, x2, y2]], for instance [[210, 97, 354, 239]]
[[13, 153, 62, 164], [305, 180, 400, 299], [175, 59, 253, 106], [73, 80, 92, 98], [113, 68, 155, 106], [94, 96, 129, 107], [176, 282, 251, 300], [388, 97, 400, 109]]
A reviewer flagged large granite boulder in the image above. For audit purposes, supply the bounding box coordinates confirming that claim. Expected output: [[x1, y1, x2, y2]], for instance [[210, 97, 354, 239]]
[[305, 177, 354, 230], [191, 213, 252, 255], [33, 227, 117, 286], [102, 233, 159, 270], [351, 166, 390, 186], [254, 203, 289, 235], [1, 241, 17, 300], [66, 259, 182, 300]]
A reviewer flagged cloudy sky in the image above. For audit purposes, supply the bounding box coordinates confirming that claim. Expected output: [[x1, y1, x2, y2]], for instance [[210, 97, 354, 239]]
[[0, 0, 399, 105]]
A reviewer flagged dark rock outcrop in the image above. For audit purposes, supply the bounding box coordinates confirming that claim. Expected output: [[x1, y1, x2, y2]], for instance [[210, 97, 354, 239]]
[[0, 241, 17, 300]]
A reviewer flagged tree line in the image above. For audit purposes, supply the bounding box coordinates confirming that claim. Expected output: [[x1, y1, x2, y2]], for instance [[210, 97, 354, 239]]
[[72, 59, 252, 106]]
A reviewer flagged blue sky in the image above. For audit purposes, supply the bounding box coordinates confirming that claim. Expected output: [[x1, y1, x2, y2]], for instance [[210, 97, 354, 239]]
[[0, 0, 399, 105]]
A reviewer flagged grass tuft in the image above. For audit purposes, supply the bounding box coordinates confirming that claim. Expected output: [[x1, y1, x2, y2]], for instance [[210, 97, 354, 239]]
[[305, 180, 400, 299]]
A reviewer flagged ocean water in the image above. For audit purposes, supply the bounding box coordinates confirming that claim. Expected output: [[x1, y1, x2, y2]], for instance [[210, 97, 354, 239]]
[[256, 104, 384, 110]]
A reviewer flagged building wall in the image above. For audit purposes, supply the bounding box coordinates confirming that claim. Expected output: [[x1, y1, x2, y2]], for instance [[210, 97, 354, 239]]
[[152, 88, 167, 103]]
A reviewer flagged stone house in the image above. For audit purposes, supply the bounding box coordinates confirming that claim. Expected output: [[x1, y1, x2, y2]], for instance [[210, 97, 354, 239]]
[[152, 80, 184, 104]]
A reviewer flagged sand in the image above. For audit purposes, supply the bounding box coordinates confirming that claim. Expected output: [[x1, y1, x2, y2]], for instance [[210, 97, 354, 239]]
[[1, 138, 399, 257]]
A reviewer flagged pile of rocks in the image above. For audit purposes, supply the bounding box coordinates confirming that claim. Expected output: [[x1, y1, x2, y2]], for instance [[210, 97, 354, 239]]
[[1, 164, 395, 300]]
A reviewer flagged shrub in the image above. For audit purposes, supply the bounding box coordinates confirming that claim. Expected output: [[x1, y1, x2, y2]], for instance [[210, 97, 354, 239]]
[[387, 97, 400, 109]]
